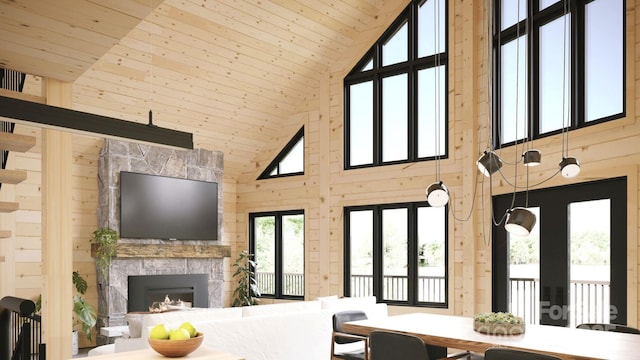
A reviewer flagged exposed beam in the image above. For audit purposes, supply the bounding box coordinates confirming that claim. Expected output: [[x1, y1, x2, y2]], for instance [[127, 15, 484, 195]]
[[0, 95, 193, 149]]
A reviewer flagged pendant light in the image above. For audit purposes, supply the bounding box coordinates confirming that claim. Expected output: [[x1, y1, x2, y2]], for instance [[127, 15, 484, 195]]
[[477, 150, 503, 177], [505, 207, 536, 236], [559, 0, 580, 178], [504, 0, 535, 237], [523, 149, 541, 166], [426, 0, 449, 207]]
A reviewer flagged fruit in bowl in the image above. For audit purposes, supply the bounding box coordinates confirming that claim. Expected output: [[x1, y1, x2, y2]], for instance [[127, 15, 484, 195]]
[[148, 323, 204, 357]]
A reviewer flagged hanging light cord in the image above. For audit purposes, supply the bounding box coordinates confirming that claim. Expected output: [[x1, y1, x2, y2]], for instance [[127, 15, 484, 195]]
[[434, 0, 441, 183], [450, 0, 487, 224], [505, 0, 524, 214], [561, 0, 569, 158]]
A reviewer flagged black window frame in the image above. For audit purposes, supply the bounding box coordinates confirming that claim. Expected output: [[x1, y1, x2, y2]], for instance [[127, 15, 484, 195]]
[[344, 0, 449, 170], [257, 126, 304, 179], [493, 0, 626, 148], [343, 201, 449, 308], [249, 209, 305, 300]]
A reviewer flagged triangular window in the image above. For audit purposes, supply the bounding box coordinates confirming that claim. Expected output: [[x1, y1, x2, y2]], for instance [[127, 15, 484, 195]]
[[258, 127, 304, 179]]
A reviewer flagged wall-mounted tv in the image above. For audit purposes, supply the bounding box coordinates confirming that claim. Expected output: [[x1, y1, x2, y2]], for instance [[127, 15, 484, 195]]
[[120, 171, 218, 240]]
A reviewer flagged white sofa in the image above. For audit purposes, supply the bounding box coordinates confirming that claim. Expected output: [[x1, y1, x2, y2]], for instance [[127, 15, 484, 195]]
[[88, 296, 387, 360]]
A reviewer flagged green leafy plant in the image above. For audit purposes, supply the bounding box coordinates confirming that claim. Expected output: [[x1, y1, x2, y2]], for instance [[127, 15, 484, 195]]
[[473, 312, 523, 324], [90, 227, 119, 277], [33, 271, 97, 340], [231, 250, 261, 307], [73, 271, 97, 340]]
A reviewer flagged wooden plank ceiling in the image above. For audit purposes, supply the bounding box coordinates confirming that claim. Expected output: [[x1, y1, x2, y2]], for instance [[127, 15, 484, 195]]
[[0, 0, 398, 178]]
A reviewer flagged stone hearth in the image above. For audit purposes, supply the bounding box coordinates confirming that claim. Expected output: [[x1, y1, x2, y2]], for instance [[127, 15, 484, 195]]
[[95, 139, 227, 345]]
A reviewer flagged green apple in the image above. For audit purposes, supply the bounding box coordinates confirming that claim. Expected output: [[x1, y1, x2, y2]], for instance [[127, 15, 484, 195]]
[[169, 328, 191, 340], [179, 321, 197, 338], [149, 324, 170, 340]]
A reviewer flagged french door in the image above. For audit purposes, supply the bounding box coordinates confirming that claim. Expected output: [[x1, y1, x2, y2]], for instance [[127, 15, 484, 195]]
[[492, 177, 627, 327]]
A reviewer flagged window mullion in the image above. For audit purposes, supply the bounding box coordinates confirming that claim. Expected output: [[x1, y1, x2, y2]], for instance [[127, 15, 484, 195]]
[[275, 215, 283, 297], [530, 2, 539, 138], [373, 54, 382, 165], [373, 207, 383, 301], [407, 204, 418, 305], [572, 0, 584, 127]]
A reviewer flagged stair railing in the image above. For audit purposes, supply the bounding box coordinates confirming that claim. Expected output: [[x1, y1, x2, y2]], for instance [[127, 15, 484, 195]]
[[0, 296, 45, 360]]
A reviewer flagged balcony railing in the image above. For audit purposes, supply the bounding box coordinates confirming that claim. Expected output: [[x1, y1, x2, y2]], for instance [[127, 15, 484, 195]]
[[255, 272, 304, 296], [509, 277, 611, 327], [256, 273, 609, 325]]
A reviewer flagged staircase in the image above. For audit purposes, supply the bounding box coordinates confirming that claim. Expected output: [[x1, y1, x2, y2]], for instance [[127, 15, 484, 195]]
[[0, 68, 36, 245], [0, 131, 35, 241]]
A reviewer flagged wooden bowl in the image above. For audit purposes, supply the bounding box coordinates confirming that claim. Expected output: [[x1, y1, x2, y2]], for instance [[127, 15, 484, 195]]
[[148, 332, 203, 357]]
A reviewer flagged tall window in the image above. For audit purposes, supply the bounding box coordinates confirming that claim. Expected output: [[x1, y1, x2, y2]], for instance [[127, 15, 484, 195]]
[[495, 0, 624, 147], [344, 202, 448, 307], [344, 0, 447, 169], [250, 210, 305, 299]]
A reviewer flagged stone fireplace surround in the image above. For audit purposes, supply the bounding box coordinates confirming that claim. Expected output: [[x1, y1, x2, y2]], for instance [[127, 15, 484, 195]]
[[95, 139, 228, 345]]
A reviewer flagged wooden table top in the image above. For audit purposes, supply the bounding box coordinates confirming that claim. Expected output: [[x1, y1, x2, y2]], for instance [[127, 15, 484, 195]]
[[342, 312, 640, 360], [73, 346, 244, 360]]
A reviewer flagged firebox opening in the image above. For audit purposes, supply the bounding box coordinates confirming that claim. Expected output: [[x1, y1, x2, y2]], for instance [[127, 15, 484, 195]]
[[127, 274, 209, 312]]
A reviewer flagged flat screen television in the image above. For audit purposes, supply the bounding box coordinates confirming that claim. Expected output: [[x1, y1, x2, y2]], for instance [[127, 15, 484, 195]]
[[119, 171, 218, 240]]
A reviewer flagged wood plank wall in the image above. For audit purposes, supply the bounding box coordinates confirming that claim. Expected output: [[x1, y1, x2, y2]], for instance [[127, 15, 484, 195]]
[[236, 0, 640, 324]]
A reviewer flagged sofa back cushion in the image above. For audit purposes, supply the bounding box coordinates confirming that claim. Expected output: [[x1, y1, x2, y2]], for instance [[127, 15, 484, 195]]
[[139, 307, 242, 338], [241, 300, 321, 317], [195, 309, 334, 360]]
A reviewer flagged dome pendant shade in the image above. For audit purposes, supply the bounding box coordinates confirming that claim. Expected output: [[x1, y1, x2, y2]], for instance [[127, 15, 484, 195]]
[[477, 151, 503, 177], [505, 207, 537, 236], [426, 181, 449, 207], [523, 149, 542, 166], [559, 157, 580, 178]]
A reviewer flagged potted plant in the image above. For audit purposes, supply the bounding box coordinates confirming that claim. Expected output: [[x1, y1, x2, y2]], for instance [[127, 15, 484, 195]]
[[90, 227, 119, 278], [34, 271, 97, 354], [231, 250, 261, 306], [72, 270, 97, 341], [473, 312, 525, 335]]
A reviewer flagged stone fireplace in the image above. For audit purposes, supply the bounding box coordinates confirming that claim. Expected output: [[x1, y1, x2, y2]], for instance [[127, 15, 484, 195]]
[[95, 139, 230, 345]]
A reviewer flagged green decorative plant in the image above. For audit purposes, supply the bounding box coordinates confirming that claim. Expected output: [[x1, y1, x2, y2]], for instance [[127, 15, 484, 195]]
[[473, 312, 523, 324], [90, 227, 119, 277], [33, 271, 97, 340], [231, 250, 261, 307], [73, 270, 97, 340]]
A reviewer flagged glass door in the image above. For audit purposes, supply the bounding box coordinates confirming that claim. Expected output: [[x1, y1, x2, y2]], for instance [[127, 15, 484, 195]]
[[492, 177, 627, 327]]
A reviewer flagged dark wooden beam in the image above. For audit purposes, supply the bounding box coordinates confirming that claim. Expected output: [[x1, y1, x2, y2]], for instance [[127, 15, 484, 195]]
[[0, 95, 193, 149]]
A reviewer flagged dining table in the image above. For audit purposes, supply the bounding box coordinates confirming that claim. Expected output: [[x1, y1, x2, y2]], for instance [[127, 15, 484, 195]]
[[342, 312, 640, 359]]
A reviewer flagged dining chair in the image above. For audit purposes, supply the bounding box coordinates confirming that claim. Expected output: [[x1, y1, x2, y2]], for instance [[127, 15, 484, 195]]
[[576, 323, 640, 334], [368, 330, 473, 360], [331, 310, 370, 360], [484, 348, 561, 360]]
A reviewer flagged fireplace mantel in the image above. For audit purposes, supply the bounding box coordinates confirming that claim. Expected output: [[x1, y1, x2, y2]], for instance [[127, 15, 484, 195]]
[[91, 243, 231, 259]]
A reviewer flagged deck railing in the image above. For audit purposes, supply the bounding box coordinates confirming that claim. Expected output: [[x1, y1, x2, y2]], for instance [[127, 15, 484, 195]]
[[255, 272, 304, 296], [256, 273, 609, 325], [509, 277, 611, 327]]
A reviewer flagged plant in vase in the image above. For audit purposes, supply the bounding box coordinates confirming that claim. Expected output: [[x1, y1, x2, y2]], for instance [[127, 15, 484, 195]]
[[33, 270, 97, 353], [72, 270, 97, 340], [473, 312, 525, 335], [231, 250, 261, 306]]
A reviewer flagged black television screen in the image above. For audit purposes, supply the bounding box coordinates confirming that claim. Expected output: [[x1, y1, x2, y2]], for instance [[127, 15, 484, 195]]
[[120, 171, 218, 240]]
